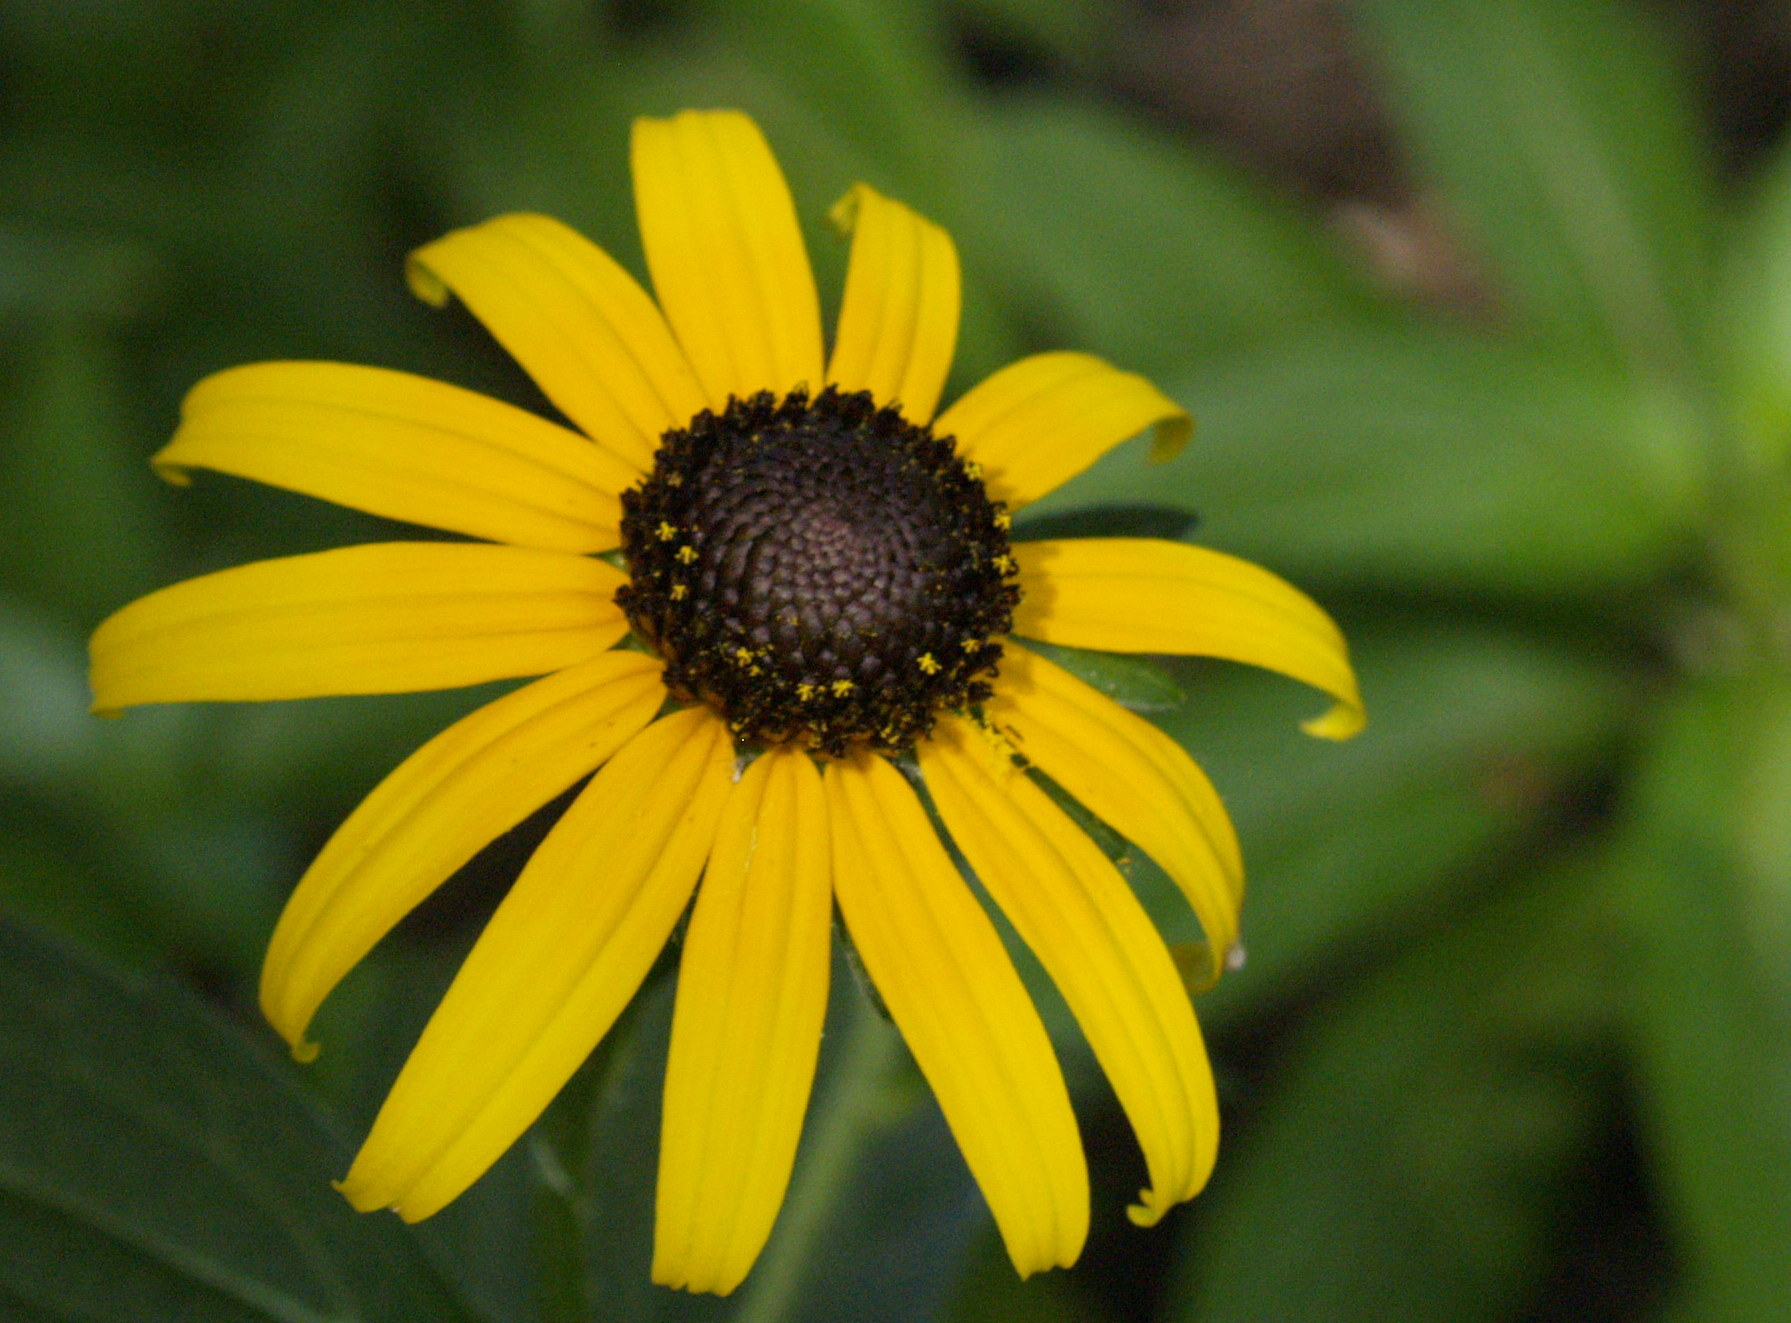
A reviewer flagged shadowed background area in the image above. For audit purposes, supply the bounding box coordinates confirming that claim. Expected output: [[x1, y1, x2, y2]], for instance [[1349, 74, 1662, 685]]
[[5, 1, 1791, 1320]]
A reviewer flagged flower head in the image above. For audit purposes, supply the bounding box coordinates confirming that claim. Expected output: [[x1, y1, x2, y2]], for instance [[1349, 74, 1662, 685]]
[[89, 109, 1362, 1294]]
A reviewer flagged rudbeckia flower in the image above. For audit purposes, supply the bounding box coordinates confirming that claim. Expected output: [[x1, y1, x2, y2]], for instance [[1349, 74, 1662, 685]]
[[89, 109, 1363, 1294]]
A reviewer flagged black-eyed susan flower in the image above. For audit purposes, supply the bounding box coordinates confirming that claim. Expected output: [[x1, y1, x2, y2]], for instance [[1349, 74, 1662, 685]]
[[88, 109, 1363, 1294]]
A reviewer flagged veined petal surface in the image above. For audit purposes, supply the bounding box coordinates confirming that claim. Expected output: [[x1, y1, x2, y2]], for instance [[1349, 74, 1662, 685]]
[[825, 753, 1087, 1276], [408, 213, 706, 472], [655, 746, 832, 1295], [89, 543, 627, 712], [260, 651, 667, 1059], [825, 183, 959, 424], [988, 644, 1243, 983], [1012, 538, 1364, 739], [632, 110, 825, 407], [920, 717, 1218, 1224], [935, 353, 1189, 510], [157, 362, 635, 553], [340, 707, 735, 1221]]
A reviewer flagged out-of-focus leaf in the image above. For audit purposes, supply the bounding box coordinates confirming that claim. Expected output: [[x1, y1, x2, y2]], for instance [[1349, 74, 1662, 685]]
[[0, 812, 158, 970], [949, 100, 1371, 381], [1157, 620, 1630, 1026], [0, 1, 298, 148], [1027, 326, 1708, 597], [0, 228, 161, 322], [551, 951, 981, 1323], [0, 920, 486, 1323], [709, 0, 968, 206], [1348, 0, 1714, 382], [206, 684, 509, 821], [946, 1225, 1096, 1323], [1718, 141, 1791, 470], [935, 0, 1110, 73], [1620, 677, 1791, 1323], [0, 597, 104, 792], [0, 327, 168, 623], [1168, 850, 1621, 1322]]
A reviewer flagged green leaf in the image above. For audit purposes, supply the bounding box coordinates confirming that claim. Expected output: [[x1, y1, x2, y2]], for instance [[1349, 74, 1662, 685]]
[[0, 327, 169, 624], [0, 596, 107, 794], [949, 100, 1370, 382], [705, 0, 968, 206], [1157, 620, 1631, 1027], [0, 810, 161, 972], [1017, 642, 1186, 714], [1168, 850, 1621, 1322], [1348, 0, 1715, 382], [1026, 326, 1708, 597], [1618, 677, 1791, 1323], [0, 226, 161, 322], [0, 920, 487, 1323], [946, 1225, 1098, 1323], [934, 0, 1113, 74], [1717, 140, 1791, 470]]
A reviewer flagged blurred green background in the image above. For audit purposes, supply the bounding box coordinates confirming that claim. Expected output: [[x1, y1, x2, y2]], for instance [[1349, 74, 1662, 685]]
[[6, 0, 1791, 1319]]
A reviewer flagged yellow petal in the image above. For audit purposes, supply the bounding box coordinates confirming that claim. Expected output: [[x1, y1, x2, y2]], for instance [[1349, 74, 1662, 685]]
[[988, 643, 1243, 984], [89, 543, 627, 712], [824, 753, 1087, 1276], [340, 707, 735, 1220], [156, 362, 636, 554], [632, 110, 825, 408], [260, 651, 667, 1059], [919, 717, 1218, 1224], [1012, 539, 1364, 739], [654, 746, 832, 1295], [408, 212, 707, 471], [825, 184, 960, 424], [934, 353, 1189, 510]]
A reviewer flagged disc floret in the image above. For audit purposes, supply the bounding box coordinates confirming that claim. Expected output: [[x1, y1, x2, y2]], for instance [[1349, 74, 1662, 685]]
[[618, 387, 1019, 756]]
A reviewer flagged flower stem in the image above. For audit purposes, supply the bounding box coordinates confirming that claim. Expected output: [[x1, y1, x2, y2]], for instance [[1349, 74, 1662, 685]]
[[733, 989, 905, 1323]]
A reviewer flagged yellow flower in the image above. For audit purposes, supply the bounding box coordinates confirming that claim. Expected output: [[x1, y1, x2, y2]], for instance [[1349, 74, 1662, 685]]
[[88, 110, 1362, 1294]]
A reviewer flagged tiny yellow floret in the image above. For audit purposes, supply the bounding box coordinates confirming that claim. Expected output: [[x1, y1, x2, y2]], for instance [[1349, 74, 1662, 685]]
[[831, 678, 854, 697], [917, 653, 941, 674], [676, 546, 699, 565], [656, 521, 678, 542]]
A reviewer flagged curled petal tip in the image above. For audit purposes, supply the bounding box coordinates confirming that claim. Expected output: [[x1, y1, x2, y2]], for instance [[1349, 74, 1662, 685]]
[[148, 447, 192, 487], [404, 256, 450, 308], [290, 1037, 320, 1064], [1126, 1193, 1170, 1228], [1148, 410, 1193, 463], [332, 1173, 394, 1217], [1301, 699, 1366, 741], [826, 183, 866, 234]]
